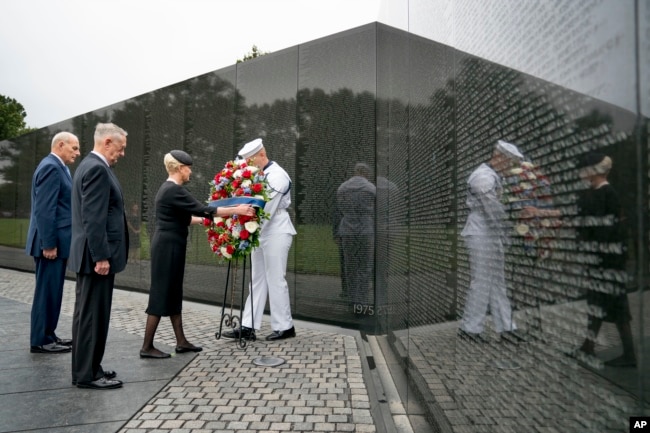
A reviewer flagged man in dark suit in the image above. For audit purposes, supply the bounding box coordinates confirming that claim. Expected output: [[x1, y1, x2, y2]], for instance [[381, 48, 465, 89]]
[[68, 123, 128, 390], [26, 132, 80, 354]]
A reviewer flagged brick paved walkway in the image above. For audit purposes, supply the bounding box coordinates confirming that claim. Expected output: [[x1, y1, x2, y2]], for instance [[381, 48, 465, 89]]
[[0, 268, 379, 433]]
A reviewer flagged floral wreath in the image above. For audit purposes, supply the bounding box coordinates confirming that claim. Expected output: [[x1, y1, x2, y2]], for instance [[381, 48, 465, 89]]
[[203, 158, 270, 260], [503, 161, 560, 260]]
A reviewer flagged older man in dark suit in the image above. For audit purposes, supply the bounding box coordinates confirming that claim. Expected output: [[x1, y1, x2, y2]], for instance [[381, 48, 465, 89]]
[[26, 132, 80, 353], [68, 123, 128, 390]]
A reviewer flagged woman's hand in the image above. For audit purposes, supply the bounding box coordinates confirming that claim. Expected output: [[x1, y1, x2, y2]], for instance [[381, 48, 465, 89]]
[[234, 204, 255, 217]]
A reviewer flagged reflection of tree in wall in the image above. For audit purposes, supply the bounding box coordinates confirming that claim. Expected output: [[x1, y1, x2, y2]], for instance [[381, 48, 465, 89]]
[[0, 128, 50, 217], [295, 88, 376, 225], [138, 74, 239, 239], [231, 86, 376, 226], [236, 97, 297, 163]]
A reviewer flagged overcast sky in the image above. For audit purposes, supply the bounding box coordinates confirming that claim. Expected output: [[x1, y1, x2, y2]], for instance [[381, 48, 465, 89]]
[[1, 0, 401, 128]]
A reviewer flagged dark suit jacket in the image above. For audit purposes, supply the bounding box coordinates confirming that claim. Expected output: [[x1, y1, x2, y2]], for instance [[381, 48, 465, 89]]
[[68, 152, 128, 274], [25, 154, 72, 258]]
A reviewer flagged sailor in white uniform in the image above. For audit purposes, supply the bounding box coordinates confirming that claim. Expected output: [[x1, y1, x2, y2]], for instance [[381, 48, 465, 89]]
[[223, 138, 297, 341], [459, 140, 525, 342]]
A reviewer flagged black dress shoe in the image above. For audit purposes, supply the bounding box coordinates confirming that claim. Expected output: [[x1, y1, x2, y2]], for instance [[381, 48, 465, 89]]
[[76, 377, 123, 390], [604, 355, 637, 368], [72, 370, 116, 386], [457, 329, 486, 343], [30, 343, 72, 353], [175, 345, 202, 353], [222, 327, 255, 340], [55, 337, 73, 346], [265, 326, 296, 341], [139, 350, 171, 359], [500, 330, 527, 344]]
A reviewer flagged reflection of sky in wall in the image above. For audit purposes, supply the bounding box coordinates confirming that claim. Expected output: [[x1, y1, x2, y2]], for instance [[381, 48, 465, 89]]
[[234, 25, 380, 107], [236, 47, 298, 107], [297, 26, 377, 98], [399, 0, 642, 116]]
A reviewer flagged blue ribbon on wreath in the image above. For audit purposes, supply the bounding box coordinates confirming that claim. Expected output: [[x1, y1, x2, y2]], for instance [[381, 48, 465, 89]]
[[208, 197, 267, 209]]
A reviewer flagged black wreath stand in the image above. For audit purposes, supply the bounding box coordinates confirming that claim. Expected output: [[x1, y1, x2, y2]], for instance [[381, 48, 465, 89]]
[[215, 256, 255, 349], [213, 255, 287, 366]]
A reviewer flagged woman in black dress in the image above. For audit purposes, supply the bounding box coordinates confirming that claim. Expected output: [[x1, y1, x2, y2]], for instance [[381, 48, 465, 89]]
[[575, 153, 636, 367], [140, 150, 255, 358]]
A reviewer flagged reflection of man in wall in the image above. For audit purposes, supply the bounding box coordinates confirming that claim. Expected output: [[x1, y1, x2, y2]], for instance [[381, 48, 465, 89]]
[[334, 163, 376, 308], [459, 140, 525, 342]]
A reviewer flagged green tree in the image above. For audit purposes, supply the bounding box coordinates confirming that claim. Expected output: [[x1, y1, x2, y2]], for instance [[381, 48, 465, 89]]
[[237, 45, 269, 63], [0, 95, 35, 140]]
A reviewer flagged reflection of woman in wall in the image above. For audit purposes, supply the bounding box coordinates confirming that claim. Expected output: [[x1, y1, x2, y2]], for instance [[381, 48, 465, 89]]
[[574, 153, 635, 367], [127, 202, 141, 261]]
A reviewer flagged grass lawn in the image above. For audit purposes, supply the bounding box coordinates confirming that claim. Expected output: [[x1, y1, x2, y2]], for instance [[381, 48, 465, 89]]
[[0, 219, 342, 275]]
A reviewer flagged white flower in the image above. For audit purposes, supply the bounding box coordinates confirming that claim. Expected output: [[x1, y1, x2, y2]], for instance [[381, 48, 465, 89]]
[[231, 227, 241, 239], [220, 246, 232, 259], [233, 169, 243, 179], [510, 168, 523, 175], [245, 221, 260, 233], [242, 179, 252, 188], [522, 161, 535, 169], [248, 166, 259, 174], [213, 216, 224, 224]]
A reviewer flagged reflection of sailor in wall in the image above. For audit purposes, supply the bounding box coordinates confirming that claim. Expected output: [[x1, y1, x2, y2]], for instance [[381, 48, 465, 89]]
[[459, 140, 523, 337], [237, 138, 297, 339]]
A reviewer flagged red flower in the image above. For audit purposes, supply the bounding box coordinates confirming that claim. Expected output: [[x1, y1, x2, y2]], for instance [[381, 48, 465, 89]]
[[203, 218, 212, 227], [206, 158, 270, 261]]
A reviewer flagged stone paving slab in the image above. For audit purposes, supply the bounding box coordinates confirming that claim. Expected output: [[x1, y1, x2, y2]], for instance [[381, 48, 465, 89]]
[[0, 290, 196, 433]]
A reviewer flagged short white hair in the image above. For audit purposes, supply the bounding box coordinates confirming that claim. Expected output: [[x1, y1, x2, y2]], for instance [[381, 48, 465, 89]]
[[94, 123, 127, 144], [51, 131, 77, 149]]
